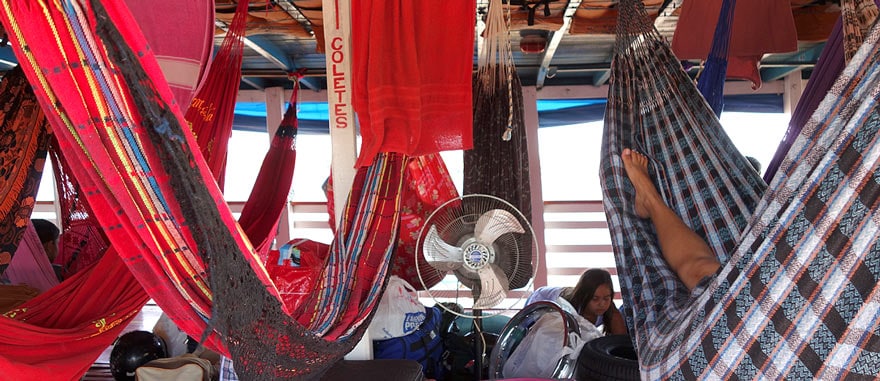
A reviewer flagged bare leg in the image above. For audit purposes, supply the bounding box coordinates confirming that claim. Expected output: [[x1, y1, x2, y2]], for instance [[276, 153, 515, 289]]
[[621, 148, 720, 290]]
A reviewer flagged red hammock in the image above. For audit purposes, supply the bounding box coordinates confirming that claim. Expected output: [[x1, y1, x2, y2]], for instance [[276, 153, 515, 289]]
[[237, 81, 302, 257], [184, 0, 250, 190]]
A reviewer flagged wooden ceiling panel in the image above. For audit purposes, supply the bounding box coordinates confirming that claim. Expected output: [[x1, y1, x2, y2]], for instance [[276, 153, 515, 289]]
[[791, 1, 840, 41], [215, 1, 311, 38], [569, 0, 664, 35], [288, 0, 324, 52], [505, 0, 571, 31]]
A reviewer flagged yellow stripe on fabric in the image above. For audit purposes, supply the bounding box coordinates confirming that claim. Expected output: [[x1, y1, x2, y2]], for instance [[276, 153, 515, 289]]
[[63, 1, 215, 305], [64, 4, 214, 303]]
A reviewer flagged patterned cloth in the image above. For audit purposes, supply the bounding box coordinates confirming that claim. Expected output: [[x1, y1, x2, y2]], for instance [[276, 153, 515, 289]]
[[0, 66, 51, 275], [602, 0, 880, 378], [764, 0, 880, 181]]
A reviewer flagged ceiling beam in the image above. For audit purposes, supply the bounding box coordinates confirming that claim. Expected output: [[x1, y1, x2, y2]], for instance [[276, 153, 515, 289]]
[[761, 66, 808, 83], [592, 69, 611, 87], [760, 43, 826, 82], [653, 0, 683, 38], [276, 0, 315, 35], [215, 20, 322, 91], [241, 76, 266, 90], [535, 79, 785, 100], [535, 1, 581, 89]]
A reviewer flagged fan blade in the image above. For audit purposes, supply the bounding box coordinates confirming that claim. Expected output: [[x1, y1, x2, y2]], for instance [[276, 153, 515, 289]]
[[474, 209, 525, 246], [472, 264, 510, 309], [423, 225, 464, 272]]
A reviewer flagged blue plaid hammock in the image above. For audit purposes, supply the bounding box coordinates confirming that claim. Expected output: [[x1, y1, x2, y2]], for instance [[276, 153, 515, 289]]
[[601, 0, 880, 378]]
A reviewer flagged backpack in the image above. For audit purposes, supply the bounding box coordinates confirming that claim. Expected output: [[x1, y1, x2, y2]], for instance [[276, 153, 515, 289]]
[[441, 313, 510, 381], [373, 305, 445, 380]]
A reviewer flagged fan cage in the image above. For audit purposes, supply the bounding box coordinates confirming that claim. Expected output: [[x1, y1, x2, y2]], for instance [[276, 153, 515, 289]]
[[415, 194, 540, 319]]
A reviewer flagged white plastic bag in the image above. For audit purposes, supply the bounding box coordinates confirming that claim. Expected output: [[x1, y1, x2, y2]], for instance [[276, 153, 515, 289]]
[[503, 298, 603, 378], [369, 275, 427, 340]]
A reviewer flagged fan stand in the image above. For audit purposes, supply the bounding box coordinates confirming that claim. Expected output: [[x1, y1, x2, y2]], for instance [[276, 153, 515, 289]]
[[473, 309, 484, 381], [416, 194, 540, 380]]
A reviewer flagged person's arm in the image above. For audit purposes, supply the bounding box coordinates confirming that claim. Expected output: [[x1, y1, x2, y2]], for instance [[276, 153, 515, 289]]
[[607, 306, 628, 335]]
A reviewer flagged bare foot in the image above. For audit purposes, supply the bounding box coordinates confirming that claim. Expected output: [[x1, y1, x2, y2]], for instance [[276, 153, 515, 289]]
[[621, 148, 661, 219]]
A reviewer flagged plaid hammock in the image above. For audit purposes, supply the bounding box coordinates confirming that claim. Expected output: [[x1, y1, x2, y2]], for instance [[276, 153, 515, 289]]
[[764, 0, 879, 182], [0, 0, 406, 379], [602, 0, 880, 378]]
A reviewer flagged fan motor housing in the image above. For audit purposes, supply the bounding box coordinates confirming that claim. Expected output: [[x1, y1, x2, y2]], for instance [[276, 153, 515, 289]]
[[462, 238, 494, 270]]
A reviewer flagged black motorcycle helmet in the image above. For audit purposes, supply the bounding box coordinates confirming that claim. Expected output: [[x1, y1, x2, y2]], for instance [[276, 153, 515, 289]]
[[109, 330, 169, 381]]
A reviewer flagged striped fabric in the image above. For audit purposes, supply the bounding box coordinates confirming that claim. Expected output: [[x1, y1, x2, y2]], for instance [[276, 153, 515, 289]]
[[0, 0, 405, 379], [211, 154, 405, 381], [602, 0, 880, 379], [764, 0, 879, 182]]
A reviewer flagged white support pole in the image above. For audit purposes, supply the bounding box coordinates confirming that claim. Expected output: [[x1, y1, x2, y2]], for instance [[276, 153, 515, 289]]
[[264, 86, 293, 248], [322, 0, 358, 233], [522, 87, 548, 290], [322, 0, 370, 360], [783, 71, 805, 115]]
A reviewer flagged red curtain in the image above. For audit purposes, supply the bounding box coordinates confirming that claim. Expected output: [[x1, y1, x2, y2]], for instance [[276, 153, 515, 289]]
[[351, 0, 476, 167], [672, 0, 798, 88]]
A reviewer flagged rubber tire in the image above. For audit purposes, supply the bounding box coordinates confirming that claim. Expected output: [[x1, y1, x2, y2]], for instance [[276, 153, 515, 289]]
[[576, 335, 640, 381]]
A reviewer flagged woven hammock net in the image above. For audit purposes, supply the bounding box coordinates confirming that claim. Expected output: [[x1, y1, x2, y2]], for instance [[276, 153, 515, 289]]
[[602, 0, 880, 378], [695, 0, 735, 116], [465, 0, 534, 290], [49, 136, 110, 280]]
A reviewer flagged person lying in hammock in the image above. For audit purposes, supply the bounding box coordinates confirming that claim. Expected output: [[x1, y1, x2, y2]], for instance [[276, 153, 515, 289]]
[[621, 148, 721, 290]]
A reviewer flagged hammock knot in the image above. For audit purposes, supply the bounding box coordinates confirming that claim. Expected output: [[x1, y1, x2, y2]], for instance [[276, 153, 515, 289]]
[[287, 68, 306, 82]]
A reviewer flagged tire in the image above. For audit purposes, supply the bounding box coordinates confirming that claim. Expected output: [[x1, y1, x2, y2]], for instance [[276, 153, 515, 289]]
[[576, 335, 640, 381]]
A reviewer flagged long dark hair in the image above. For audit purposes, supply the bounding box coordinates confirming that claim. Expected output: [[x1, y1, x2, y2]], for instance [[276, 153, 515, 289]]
[[31, 219, 60, 245], [562, 268, 615, 334]]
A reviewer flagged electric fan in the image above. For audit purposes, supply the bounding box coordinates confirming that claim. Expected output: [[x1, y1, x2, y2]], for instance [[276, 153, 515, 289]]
[[415, 193, 538, 317]]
